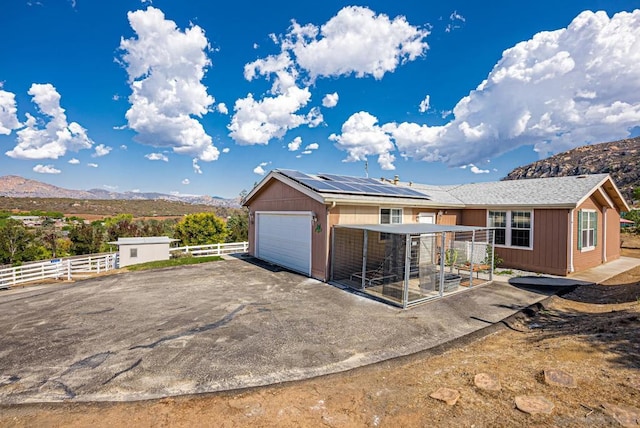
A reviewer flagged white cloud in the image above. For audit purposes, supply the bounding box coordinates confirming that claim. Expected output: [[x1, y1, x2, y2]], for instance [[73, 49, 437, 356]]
[[305, 142, 319, 150], [0, 89, 21, 135], [446, 10, 466, 33], [120, 144, 128, 150], [329, 111, 396, 170], [103, 184, 118, 190], [228, 86, 312, 145], [182, 178, 190, 184], [87, 163, 98, 168], [253, 161, 269, 175], [341, 10, 640, 168], [33, 164, 61, 174], [68, 158, 80, 164], [301, 150, 312, 155], [232, 6, 428, 147], [322, 92, 339, 108], [282, 6, 429, 82], [5, 83, 94, 160], [119, 6, 219, 162], [145, 152, 169, 162], [192, 158, 202, 174], [418, 95, 430, 113], [288, 136, 302, 151], [222, 147, 230, 153], [462, 163, 490, 174], [92, 144, 112, 157], [217, 102, 228, 115]]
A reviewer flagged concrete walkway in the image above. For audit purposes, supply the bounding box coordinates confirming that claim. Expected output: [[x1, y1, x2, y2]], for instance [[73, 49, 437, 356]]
[[0, 256, 635, 404], [569, 256, 640, 283]]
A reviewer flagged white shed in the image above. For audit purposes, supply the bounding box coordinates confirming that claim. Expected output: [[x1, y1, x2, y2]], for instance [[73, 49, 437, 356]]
[[110, 237, 179, 267]]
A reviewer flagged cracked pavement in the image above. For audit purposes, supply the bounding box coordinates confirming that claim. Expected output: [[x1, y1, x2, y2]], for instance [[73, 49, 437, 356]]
[[0, 258, 551, 403]]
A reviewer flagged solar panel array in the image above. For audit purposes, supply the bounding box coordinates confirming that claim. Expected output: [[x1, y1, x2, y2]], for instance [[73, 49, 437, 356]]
[[278, 169, 428, 198]]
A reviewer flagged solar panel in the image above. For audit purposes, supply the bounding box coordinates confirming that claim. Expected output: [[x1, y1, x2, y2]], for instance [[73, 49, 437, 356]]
[[278, 170, 428, 199]]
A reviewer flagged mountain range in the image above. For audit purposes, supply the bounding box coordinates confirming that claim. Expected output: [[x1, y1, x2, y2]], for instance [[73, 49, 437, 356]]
[[2, 136, 638, 208], [504, 136, 639, 204], [0, 175, 241, 208]]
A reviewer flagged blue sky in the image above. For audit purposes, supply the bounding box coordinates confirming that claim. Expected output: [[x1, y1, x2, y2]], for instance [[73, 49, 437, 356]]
[[1, 0, 639, 198]]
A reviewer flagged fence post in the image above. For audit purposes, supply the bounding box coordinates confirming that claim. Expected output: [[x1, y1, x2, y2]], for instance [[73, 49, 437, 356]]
[[67, 260, 71, 281], [217, 242, 221, 255]]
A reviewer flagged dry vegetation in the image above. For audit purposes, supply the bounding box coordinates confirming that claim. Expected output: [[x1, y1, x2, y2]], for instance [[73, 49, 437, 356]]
[[0, 197, 239, 219]]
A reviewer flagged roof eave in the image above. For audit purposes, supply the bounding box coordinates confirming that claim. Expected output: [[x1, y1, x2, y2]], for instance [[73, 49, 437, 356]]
[[322, 195, 464, 208]]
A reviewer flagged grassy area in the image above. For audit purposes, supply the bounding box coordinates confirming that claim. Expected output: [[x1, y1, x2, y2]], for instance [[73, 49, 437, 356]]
[[126, 256, 223, 271]]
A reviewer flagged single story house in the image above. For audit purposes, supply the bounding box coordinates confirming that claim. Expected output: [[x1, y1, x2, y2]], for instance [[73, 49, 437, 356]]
[[109, 236, 179, 267], [243, 169, 630, 280]]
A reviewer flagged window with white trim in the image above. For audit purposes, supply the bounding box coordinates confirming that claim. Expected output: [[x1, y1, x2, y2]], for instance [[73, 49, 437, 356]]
[[380, 208, 402, 240], [380, 208, 402, 225], [578, 210, 597, 251], [488, 210, 532, 248], [130, 248, 138, 258]]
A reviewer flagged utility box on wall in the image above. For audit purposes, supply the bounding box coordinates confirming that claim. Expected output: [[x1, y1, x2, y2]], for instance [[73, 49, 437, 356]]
[[109, 237, 179, 268]]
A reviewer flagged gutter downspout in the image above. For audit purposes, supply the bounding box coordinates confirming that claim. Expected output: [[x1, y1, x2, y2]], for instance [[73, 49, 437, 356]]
[[568, 209, 575, 274]]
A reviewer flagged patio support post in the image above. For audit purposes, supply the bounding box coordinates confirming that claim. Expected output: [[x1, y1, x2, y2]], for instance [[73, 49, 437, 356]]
[[402, 234, 411, 309], [361, 230, 368, 290], [490, 230, 495, 281], [470, 230, 475, 287], [439, 232, 446, 297]]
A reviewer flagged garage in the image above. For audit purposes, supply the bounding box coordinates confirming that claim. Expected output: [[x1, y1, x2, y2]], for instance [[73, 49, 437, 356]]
[[255, 211, 312, 275]]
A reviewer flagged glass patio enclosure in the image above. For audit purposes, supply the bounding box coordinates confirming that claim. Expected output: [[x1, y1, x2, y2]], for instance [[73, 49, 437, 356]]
[[331, 224, 495, 308]]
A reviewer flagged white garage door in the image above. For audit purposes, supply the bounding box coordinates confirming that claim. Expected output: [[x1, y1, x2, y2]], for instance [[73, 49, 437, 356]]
[[256, 212, 312, 275]]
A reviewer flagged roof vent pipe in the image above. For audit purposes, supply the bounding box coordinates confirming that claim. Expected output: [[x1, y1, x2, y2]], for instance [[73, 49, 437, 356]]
[[393, 175, 399, 185]]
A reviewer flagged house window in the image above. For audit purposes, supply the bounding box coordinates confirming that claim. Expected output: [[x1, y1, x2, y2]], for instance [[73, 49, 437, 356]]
[[380, 208, 402, 240], [380, 208, 402, 225], [488, 211, 506, 245], [510, 211, 531, 247], [130, 248, 138, 258], [578, 210, 597, 251], [488, 210, 533, 249]]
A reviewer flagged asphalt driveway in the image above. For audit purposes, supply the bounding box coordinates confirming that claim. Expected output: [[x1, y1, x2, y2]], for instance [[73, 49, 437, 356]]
[[0, 257, 550, 403]]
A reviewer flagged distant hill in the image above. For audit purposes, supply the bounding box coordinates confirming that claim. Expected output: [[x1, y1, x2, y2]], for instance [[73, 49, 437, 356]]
[[504, 136, 640, 204], [0, 175, 241, 208]]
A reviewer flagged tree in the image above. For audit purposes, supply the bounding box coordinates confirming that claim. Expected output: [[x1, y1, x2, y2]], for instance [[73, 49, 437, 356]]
[[0, 219, 32, 264], [226, 212, 248, 242], [69, 223, 105, 255], [173, 213, 228, 246], [104, 214, 139, 242], [634, 187, 640, 203]]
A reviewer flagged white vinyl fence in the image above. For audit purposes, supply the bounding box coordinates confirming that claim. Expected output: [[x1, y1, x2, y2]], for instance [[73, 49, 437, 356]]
[[171, 241, 249, 257], [0, 253, 118, 289], [0, 241, 249, 289]]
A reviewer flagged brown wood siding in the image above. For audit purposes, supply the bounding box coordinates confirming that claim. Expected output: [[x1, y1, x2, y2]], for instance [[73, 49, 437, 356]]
[[573, 196, 606, 272], [606, 207, 621, 261], [461, 209, 486, 227], [247, 180, 328, 280], [496, 209, 569, 275], [460, 208, 569, 275]]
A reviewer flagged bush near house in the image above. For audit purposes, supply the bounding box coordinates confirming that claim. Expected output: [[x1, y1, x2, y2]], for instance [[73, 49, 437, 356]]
[[173, 213, 228, 246]]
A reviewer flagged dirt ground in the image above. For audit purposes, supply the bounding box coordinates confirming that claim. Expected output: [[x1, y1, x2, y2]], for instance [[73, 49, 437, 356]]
[[2, 238, 640, 427]]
